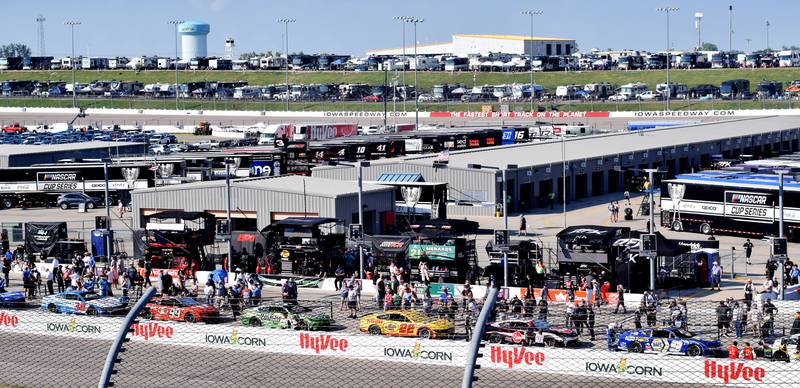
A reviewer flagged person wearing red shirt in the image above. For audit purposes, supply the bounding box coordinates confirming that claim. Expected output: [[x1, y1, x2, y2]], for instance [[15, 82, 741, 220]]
[[742, 342, 755, 360], [728, 341, 740, 359]]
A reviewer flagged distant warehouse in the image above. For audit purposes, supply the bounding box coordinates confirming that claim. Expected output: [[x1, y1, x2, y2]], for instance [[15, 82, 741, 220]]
[[367, 34, 577, 57]]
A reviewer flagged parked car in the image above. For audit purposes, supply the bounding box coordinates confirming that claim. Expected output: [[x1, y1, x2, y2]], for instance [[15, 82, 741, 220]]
[[57, 192, 100, 210], [638, 91, 662, 101]]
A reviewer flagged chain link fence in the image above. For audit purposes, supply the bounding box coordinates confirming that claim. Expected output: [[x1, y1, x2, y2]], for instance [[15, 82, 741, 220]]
[[2, 280, 800, 387]]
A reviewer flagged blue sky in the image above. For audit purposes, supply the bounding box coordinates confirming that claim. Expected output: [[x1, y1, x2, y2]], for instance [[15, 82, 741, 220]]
[[3, 0, 798, 57]]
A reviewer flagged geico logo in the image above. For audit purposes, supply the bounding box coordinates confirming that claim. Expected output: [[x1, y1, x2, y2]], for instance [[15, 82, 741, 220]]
[[704, 360, 765, 384], [204, 330, 267, 347], [130, 322, 174, 341], [299, 333, 349, 353], [488, 346, 545, 369], [0, 312, 19, 327], [47, 321, 102, 334]]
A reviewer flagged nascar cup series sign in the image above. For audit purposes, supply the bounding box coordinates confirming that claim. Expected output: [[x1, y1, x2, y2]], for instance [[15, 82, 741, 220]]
[[724, 191, 773, 220]]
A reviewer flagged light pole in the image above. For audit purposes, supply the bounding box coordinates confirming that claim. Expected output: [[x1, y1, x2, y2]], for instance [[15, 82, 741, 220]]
[[562, 135, 567, 228], [328, 161, 370, 279], [64, 20, 81, 108], [765, 20, 770, 51], [728, 5, 733, 53], [225, 158, 234, 279], [400, 17, 424, 130], [393, 16, 409, 112], [521, 10, 543, 115], [656, 7, 678, 110], [745, 38, 752, 54], [694, 12, 704, 51], [277, 18, 296, 111], [468, 163, 516, 287], [168, 20, 183, 110], [103, 161, 111, 260], [643, 168, 659, 290]]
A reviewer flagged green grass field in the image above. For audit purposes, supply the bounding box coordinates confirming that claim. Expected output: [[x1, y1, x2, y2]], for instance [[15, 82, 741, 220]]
[[1, 96, 797, 112], [3, 67, 800, 91]]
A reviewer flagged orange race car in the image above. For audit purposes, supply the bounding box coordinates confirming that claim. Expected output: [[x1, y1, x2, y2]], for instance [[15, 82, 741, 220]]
[[359, 310, 455, 339], [141, 296, 219, 323]]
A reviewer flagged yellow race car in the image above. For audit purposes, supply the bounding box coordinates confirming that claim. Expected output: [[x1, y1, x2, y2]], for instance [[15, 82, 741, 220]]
[[359, 310, 455, 339]]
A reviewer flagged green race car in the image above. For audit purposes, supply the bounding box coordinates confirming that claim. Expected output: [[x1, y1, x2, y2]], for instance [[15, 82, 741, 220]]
[[240, 303, 332, 330]]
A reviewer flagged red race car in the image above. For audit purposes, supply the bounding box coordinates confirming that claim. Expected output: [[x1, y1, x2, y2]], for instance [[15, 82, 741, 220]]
[[141, 296, 219, 323]]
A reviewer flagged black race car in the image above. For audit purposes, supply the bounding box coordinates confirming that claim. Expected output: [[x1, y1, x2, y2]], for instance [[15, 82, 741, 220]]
[[484, 318, 580, 347]]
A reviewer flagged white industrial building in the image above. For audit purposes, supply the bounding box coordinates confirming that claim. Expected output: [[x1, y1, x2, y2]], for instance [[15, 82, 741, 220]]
[[179, 20, 210, 60], [367, 34, 576, 57]]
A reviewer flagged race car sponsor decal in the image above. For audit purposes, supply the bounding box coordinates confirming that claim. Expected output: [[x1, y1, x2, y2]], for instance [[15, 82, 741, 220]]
[[130, 322, 175, 341], [704, 360, 765, 384], [511, 331, 525, 344], [383, 341, 453, 362], [0, 311, 19, 328], [205, 329, 268, 347], [585, 355, 663, 377], [299, 333, 349, 354], [488, 345, 545, 369], [46, 318, 101, 334]]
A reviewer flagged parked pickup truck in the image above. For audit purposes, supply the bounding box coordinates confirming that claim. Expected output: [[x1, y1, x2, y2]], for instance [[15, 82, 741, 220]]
[[189, 140, 220, 151]]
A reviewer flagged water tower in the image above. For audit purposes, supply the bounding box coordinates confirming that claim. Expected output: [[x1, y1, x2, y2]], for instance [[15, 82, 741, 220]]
[[178, 20, 210, 59]]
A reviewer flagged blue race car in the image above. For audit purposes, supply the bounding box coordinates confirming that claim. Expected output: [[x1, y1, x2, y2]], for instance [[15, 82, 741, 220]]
[[41, 291, 127, 315], [616, 327, 722, 357], [0, 291, 25, 307]]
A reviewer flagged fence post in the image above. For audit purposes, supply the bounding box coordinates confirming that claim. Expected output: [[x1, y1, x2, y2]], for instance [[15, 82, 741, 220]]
[[98, 286, 157, 388], [461, 286, 499, 388]]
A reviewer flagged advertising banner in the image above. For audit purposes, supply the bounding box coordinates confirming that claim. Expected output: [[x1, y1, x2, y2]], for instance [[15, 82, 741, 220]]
[[407, 244, 456, 261]]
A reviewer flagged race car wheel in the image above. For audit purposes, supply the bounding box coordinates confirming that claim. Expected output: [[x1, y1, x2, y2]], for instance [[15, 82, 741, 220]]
[[686, 345, 702, 357], [248, 318, 261, 327], [488, 334, 505, 344], [60, 203, 69, 210], [294, 321, 308, 331], [2, 198, 14, 209], [627, 342, 643, 353], [671, 220, 683, 231], [47, 304, 58, 313], [141, 309, 152, 320], [544, 337, 557, 347], [368, 325, 382, 335], [700, 223, 712, 235], [87, 202, 96, 209], [184, 313, 196, 323], [773, 350, 789, 362], [418, 328, 432, 340], [86, 307, 98, 316]]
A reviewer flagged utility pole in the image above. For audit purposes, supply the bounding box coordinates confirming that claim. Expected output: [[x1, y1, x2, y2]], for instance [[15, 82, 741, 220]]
[[36, 14, 46, 56], [168, 20, 183, 110], [393, 16, 408, 112], [521, 10, 543, 115], [765, 20, 770, 51], [64, 20, 81, 109], [745, 38, 752, 54], [728, 5, 733, 53], [656, 7, 678, 110], [277, 18, 296, 111], [694, 12, 704, 51]]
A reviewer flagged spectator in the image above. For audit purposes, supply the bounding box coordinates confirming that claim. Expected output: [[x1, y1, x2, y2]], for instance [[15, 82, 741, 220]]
[[608, 202, 615, 223], [791, 311, 800, 335], [717, 301, 730, 338], [519, 215, 527, 236], [418, 251, 430, 285], [189, 278, 199, 297], [282, 278, 298, 304], [334, 265, 345, 291], [623, 190, 631, 205], [607, 323, 617, 351], [744, 279, 754, 305], [339, 281, 349, 311], [534, 329, 545, 346], [614, 285, 627, 314], [743, 239, 754, 265], [711, 262, 722, 291], [99, 276, 111, 297], [22, 266, 32, 299], [159, 271, 173, 296], [510, 295, 523, 314], [728, 341, 740, 359], [742, 342, 755, 360], [229, 283, 242, 319], [538, 300, 548, 321], [792, 266, 800, 287], [215, 281, 227, 309], [461, 283, 473, 308], [587, 304, 596, 341], [0, 275, 5, 293], [55, 265, 65, 293], [634, 308, 643, 329], [573, 302, 587, 335], [733, 302, 744, 339], [539, 282, 549, 302], [439, 287, 451, 307], [144, 258, 152, 287], [565, 302, 575, 329], [763, 299, 777, 337], [121, 272, 131, 297], [346, 285, 359, 318], [2, 251, 11, 285], [749, 306, 763, 338], [45, 268, 54, 295]]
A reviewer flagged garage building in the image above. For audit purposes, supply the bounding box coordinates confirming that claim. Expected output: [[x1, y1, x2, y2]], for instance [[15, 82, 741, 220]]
[[367, 34, 576, 57], [130, 175, 395, 235]]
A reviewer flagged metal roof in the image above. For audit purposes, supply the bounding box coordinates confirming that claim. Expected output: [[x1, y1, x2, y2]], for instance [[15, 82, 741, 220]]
[[365, 116, 800, 171], [132, 175, 393, 198], [668, 170, 800, 191], [453, 34, 575, 42], [0, 141, 145, 156]]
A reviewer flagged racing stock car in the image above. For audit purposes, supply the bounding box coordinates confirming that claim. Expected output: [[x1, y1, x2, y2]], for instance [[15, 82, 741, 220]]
[[140, 296, 220, 323], [484, 319, 579, 347], [359, 310, 455, 339], [616, 327, 722, 357], [240, 303, 332, 330], [0, 291, 26, 307], [41, 291, 128, 316]]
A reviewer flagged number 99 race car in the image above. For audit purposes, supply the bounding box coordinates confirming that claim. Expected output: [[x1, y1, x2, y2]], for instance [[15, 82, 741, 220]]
[[616, 327, 722, 357], [359, 310, 455, 339], [140, 296, 220, 323]]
